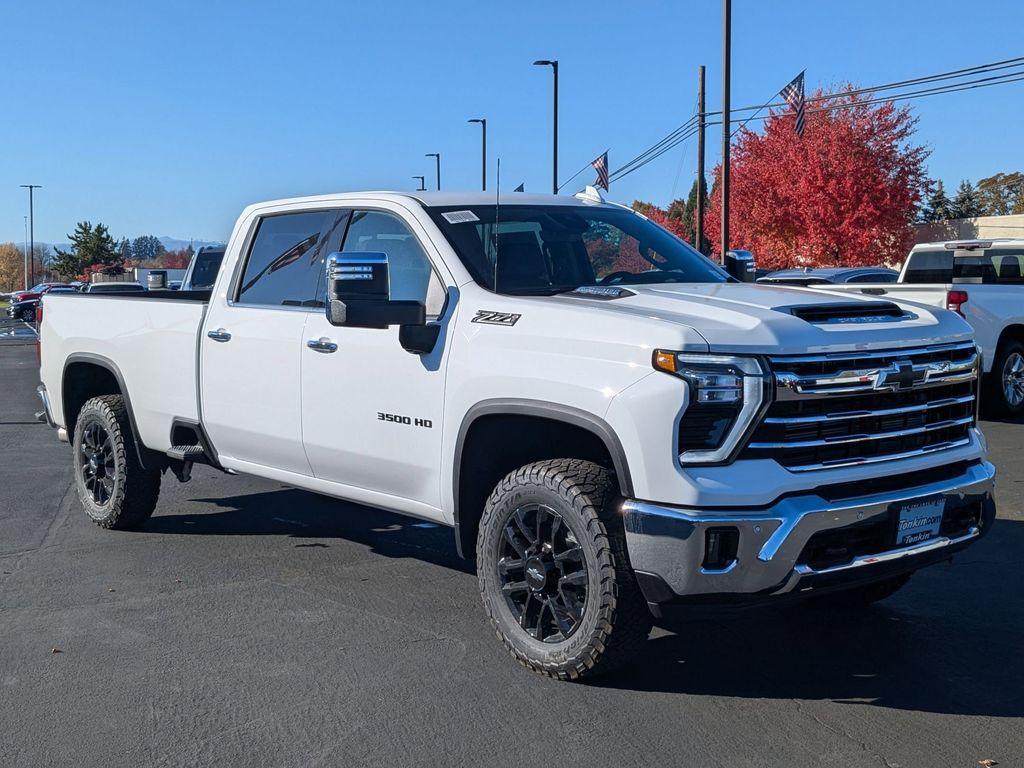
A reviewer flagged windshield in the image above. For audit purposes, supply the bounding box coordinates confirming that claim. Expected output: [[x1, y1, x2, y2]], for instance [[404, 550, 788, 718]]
[[427, 204, 727, 295]]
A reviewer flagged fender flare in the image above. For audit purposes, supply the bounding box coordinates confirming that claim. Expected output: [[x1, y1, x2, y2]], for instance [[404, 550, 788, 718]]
[[62, 352, 151, 469], [452, 398, 634, 557]]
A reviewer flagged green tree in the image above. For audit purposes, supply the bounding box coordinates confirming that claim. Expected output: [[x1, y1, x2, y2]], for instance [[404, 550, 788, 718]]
[[118, 237, 133, 261], [131, 235, 165, 262], [52, 221, 122, 279], [976, 172, 1024, 216], [951, 179, 983, 219], [921, 180, 954, 222]]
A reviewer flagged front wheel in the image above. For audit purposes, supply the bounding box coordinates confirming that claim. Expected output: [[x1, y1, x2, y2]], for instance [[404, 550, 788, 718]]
[[73, 395, 161, 529], [476, 459, 652, 681]]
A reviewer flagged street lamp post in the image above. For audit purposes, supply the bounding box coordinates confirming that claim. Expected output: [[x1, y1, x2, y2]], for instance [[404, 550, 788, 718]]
[[23, 216, 29, 290], [533, 59, 558, 194], [425, 153, 441, 191], [468, 118, 487, 191], [20, 184, 41, 288], [720, 0, 731, 264], [412, 175, 426, 191]]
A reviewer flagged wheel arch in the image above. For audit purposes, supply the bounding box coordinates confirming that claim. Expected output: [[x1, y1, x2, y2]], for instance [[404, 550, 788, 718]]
[[62, 353, 151, 469], [993, 323, 1024, 363], [452, 399, 633, 559]]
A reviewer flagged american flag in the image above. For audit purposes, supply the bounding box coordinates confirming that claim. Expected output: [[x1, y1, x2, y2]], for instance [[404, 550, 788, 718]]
[[591, 151, 609, 191], [779, 71, 806, 137]]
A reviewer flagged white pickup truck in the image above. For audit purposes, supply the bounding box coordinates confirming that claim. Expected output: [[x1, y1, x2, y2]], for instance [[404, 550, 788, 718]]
[[36, 190, 996, 680], [816, 239, 1024, 416]]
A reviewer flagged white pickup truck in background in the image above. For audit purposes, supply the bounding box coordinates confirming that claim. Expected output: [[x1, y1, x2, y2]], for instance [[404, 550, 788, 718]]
[[35, 190, 996, 680], [818, 239, 1024, 416]]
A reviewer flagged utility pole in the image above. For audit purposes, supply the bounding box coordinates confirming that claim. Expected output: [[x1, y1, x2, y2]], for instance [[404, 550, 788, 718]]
[[20, 185, 41, 287], [468, 118, 487, 191], [695, 65, 706, 255], [425, 153, 441, 190], [412, 175, 426, 191], [533, 60, 559, 193], [720, 0, 731, 264]]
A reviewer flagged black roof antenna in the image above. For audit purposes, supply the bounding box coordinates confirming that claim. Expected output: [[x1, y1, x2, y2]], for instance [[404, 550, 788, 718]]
[[492, 158, 501, 293]]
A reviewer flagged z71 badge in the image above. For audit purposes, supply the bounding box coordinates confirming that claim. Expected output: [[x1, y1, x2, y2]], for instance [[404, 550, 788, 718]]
[[472, 310, 521, 326]]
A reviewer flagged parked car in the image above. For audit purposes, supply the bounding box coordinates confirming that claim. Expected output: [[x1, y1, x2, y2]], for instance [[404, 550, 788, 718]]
[[181, 245, 224, 291], [10, 282, 74, 303], [806, 238, 1024, 416], [36, 190, 995, 680], [82, 282, 146, 294], [757, 266, 899, 286], [8, 287, 78, 321]]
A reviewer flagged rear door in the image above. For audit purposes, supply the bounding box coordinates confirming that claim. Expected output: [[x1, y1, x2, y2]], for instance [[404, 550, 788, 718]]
[[201, 208, 347, 474]]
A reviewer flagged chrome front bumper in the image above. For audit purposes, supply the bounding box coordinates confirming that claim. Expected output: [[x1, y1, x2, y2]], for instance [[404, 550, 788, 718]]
[[622, 461, 996, 608]]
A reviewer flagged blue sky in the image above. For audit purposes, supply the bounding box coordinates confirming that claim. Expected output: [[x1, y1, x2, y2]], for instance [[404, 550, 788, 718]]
[[4, 0, 1024, 245]]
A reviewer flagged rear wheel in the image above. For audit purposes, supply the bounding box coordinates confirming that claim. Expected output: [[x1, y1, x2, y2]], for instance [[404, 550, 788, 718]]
[[476, 459, 652, 681], [73, 395, 160, 529], [987, 340, 1024, 417]]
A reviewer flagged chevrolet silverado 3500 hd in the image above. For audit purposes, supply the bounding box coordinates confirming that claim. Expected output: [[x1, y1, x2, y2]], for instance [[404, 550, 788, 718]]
[[37, 190, 996, 680]]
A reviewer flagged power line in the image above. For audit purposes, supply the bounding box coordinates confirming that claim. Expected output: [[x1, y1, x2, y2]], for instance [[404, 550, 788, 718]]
[[611, 56, 1024, 182]]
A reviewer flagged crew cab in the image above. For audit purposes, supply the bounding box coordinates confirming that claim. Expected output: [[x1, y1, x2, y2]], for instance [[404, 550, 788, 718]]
[[36, 190, 996, 680], [811, 239, 1024, 415]]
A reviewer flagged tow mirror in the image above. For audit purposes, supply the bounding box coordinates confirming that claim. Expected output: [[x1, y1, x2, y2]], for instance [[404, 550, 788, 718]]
[[325, 252, 425, 329], [725, 250, 756, 283]]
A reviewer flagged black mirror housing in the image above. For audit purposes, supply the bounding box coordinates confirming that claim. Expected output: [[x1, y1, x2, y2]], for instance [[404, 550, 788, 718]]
[[725, 250, 756, 283], [326, 252, 426, 329]]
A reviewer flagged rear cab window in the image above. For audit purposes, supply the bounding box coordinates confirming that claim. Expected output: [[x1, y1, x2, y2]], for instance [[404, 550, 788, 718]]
[[903, 249, 953, 283]]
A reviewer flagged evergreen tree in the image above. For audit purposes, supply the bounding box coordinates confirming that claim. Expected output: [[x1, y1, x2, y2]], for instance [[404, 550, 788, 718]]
[[951, 179, 983, 219], [131, 235, 166, 262], [118, 237, 133, 261], [52, 222, 122, 279], [922, 180, 954, 223]]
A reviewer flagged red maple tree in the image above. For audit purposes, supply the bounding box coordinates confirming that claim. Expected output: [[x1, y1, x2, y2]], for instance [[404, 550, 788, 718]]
[[704, 88, 929, 270]]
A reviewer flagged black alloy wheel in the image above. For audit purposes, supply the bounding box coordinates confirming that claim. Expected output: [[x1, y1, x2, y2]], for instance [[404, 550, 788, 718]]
[[498, 503, 588, 643], [78, 421, 116, 506]]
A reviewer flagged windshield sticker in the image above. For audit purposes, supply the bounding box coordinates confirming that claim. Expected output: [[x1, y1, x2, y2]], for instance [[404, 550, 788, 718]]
[[441, 210, 480, 224]]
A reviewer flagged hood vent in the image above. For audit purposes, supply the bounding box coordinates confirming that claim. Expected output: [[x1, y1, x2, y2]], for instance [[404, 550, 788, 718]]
[[777, 301, 911, 325]]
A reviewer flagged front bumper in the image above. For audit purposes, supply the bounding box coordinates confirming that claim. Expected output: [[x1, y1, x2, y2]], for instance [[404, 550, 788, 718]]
[[622, 460, 996, 614]]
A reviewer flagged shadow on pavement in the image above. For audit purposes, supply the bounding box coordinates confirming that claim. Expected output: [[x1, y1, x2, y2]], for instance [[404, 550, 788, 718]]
[[144, 487, 474, 574], [143, 486, 1022, 717]]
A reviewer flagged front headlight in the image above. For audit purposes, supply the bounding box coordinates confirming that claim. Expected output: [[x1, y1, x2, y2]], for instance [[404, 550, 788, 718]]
[[653, 350, 768, 465]]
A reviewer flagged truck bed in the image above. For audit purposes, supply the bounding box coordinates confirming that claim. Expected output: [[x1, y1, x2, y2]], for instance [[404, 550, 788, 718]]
[[39, 292, 210, 452]]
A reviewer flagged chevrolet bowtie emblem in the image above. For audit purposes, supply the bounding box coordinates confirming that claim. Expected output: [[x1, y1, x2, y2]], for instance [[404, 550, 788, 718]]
[[876, 360, 916, 390]]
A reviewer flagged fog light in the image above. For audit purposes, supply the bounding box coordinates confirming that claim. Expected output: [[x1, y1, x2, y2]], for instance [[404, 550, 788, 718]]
[[703, 527, 739, 570]]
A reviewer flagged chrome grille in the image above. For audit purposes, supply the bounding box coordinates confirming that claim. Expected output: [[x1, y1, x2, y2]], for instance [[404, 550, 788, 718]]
[[742, 342, 979, 471]]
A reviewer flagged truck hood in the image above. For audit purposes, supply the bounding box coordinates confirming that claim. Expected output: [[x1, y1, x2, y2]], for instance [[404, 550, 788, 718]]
[[550, 282, 973, 355]]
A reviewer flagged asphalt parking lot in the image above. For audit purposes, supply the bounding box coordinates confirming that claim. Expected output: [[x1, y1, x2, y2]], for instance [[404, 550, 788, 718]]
[[1, 336, 1022, 768]]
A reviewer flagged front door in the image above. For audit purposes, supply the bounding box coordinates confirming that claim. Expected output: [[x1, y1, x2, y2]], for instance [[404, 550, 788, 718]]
[[201, 208, 346, 475], [300, 207, 452, 511]]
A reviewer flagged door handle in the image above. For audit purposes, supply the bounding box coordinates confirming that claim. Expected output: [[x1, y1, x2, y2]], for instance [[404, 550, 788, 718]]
[[860, 288, 887, 295], [207, 328, 232, 342], [307, 337, 338, 353]]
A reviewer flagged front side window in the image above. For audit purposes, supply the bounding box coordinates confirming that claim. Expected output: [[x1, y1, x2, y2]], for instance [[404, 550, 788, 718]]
[[427, 205, 727, 295], [342, 211, 446, 315], [236, 211, 331, 306]]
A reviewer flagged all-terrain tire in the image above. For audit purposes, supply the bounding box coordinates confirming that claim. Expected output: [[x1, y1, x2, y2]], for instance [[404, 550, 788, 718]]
[[476, 459, 653, 681], [985, 339, 1024, 418], [73, 394, 160, 529]]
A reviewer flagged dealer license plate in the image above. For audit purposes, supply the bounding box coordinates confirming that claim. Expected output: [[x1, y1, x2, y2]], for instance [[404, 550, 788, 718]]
[[895, 496, 945, 546]]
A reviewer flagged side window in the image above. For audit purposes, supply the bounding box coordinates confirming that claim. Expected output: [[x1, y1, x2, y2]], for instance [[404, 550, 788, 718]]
[[236, 211, 330, 306], [342, 211, 446, 316], [903, 251, 953, 284]]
